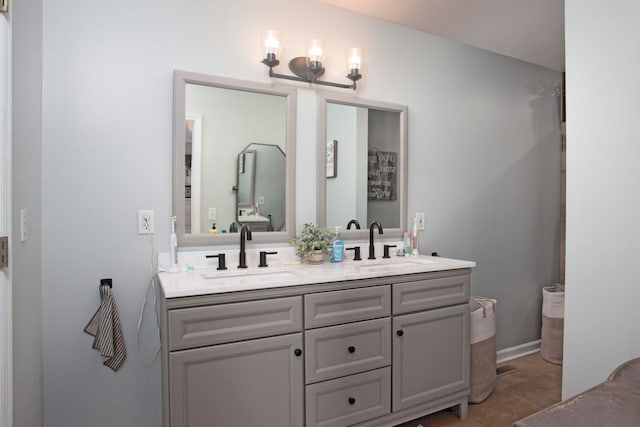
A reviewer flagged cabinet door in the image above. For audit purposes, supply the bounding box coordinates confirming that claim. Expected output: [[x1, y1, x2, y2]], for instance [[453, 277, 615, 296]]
[[392, 304, 469, 411], [170, 333, 303, 427]]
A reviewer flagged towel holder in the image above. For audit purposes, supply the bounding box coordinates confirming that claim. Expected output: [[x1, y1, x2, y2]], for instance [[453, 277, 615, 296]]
[[100, 278, 113, 288]]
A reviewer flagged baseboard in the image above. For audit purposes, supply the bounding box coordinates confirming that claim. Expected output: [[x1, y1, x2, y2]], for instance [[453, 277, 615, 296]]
[[497, 340, 541, 364]]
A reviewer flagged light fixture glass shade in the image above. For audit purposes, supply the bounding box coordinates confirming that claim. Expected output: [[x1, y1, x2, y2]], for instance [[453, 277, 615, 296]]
[[307, 39, 324, 63], [264, 30, 281, 57], [347, 48, 363, 72]]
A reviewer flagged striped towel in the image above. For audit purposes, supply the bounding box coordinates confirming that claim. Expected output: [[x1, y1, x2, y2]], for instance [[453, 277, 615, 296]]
[[84, 283, 126, 371]]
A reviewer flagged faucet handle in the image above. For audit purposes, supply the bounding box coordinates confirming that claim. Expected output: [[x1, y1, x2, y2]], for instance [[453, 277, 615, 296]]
[[345, 247, 361, 261], [206, 253, 227, 270], [383, 245, 397, 259], [259, 251, 278, 268]]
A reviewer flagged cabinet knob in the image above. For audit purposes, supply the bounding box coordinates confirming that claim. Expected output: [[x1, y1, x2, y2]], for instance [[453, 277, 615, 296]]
[[396, 330, 404, 337], [348, 397, 356, 405], [348, 346, 356, 354], [294, 348, 302, 357]]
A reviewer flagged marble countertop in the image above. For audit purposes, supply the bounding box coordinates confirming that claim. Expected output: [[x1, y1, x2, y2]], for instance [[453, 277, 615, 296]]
[[158, 247, 475, 299]]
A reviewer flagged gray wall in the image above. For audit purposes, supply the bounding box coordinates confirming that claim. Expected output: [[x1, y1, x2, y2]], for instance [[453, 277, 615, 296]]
[[563, 1, 640, 398], [10, 0, 560, 424], [11, 0, 44, 425]]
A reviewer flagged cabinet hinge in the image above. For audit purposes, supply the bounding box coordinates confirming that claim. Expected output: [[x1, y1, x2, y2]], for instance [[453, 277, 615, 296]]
[[0, 236, 8, 268]]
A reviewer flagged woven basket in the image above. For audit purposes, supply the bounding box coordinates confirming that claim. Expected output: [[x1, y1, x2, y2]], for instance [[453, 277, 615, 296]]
[[469, 297, 497, 403]]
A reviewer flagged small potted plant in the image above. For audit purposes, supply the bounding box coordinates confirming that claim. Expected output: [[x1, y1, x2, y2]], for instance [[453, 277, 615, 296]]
[[290, 223, 332, 264]]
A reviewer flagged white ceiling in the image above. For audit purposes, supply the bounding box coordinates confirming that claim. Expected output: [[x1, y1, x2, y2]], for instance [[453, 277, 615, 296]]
[[318, 0, 565, 71]]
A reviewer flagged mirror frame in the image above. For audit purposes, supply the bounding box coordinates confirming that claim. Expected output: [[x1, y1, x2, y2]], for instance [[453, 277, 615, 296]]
[[173, 70, 297, 246], [317, 92, 408, 240]]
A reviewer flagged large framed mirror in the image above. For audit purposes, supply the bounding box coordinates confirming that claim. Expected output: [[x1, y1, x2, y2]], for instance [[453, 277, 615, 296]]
[[173, 70, 296, 245], [317, 92, 408, 240]]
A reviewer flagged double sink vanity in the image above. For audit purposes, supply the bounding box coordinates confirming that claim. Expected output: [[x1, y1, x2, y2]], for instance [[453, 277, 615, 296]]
[[159, 250, 475, 427], [164, 69, 475, 426]]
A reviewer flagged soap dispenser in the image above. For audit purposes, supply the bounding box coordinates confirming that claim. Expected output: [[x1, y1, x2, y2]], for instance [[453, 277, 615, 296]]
[[331, 226, 344, 262]]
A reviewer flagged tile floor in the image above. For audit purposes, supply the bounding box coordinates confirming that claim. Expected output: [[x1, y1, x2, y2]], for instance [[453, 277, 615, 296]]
[[395, 352, 562, 427]]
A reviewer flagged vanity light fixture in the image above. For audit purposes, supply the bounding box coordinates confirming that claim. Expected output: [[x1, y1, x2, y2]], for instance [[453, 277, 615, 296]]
[[261, 30, 363, 90]]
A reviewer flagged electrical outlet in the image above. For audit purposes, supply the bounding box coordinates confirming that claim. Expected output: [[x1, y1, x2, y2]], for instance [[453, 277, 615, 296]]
[[258, 196, 265, 205], [416, 212, 425, 230], [138, 210, 155, 234], [208, 208, 217, 221]]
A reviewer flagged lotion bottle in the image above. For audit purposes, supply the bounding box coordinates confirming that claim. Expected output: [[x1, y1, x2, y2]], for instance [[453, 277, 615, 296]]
[[403, 232, 412, 255], [412, 216, 419, 256]]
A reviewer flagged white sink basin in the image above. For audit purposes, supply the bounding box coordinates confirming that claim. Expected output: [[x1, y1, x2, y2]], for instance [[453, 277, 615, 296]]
[[202, 268, 300, 285], [348, 258, 436, 274]]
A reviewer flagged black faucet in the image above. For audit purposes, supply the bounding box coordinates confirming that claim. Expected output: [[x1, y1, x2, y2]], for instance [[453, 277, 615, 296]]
[[368, 220, 383, 260], [238, 224, 252, 268], [346, 219, 361, 230]]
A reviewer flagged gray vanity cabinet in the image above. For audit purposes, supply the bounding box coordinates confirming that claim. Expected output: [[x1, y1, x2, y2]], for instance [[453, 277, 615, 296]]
[[161, 269, 472, 427]]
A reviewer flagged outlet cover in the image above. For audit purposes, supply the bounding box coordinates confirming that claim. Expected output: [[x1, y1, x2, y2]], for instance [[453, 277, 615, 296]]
[[138, 210, 155, 234], [208, 208, 217, 221], [416, 212, 425, 230]]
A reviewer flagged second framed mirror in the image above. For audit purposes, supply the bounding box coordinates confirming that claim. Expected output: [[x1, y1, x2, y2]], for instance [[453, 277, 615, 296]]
[[317, 92, 408, 240]]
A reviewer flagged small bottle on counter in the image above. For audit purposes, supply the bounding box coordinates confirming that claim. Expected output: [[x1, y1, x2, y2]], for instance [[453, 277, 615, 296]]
[[331, 226, 344, 262], [403, 232, 412, 255], [412, 216, 419, 255]]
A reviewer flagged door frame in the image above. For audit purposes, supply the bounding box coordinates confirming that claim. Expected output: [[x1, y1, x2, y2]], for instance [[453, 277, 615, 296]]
[[0, 5, 12, 427]]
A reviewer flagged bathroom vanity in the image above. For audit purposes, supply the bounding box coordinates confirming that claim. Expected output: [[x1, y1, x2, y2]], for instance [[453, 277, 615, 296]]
[[159, 255, 474, 427]]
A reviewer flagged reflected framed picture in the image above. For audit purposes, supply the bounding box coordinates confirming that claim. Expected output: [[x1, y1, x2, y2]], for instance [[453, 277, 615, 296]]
[[326, 140, 338, 178]]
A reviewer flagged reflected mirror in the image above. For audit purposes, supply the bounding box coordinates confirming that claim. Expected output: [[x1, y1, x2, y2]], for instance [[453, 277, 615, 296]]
[[317, 93, 407, 240], [235, 143, 286, 232], [173, 71, 296, 245]]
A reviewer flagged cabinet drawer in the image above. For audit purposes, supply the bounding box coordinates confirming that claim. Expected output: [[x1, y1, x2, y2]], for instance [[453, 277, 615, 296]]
[[305, 285, 391, 328], [168, 296, 302, 350], [305, 318, 391, 383], [306, 367, 391, 427], [393, 275, 470, 314]]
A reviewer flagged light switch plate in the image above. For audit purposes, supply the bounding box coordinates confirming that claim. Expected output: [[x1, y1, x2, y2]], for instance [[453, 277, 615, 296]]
[[20, 209, 28, 242]]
